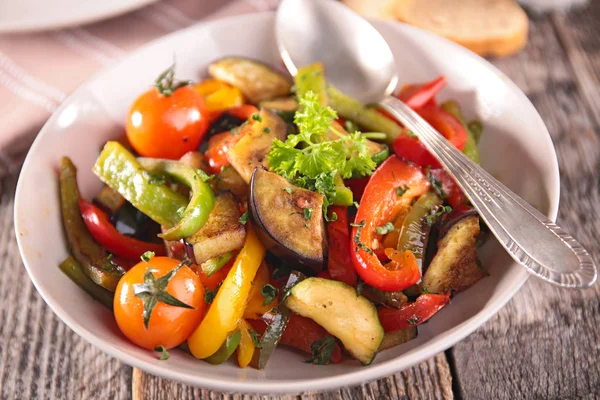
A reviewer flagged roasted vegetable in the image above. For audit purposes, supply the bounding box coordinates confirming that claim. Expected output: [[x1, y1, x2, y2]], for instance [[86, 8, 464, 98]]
[[227, 108, 287, 183], [422, 214, 485, 294], [379, 327, 418, 351], [208, 57, 292, 104], [59, 256, 114, 309], [254, 271, 305, 369], [378, 293, 450, 332], [94, 142, 188, 227], [327, 86, 403, 144], [440, 100, 480, 164], [249, 169, 327, 270], [60, 157, 124, 292], [186, 191, 246, 264], [215, 166, 249, 199], [362, 285, 408, 309], [204, 330, 242, 365], [285, 277, 384, 365], [93, 185, 126, 214], [260, 97, 298, 112], [200, 252, 234, 277], [188, 227, 265, 359], [295, 63, 328, 104], [243, 261, 277, 320]]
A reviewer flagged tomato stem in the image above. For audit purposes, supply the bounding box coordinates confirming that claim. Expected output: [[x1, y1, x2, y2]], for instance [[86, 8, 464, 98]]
[[154, 64, 192, 97]]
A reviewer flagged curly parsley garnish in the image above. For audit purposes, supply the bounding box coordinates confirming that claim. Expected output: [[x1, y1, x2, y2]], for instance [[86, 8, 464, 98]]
[[305, 336, 337, 365]]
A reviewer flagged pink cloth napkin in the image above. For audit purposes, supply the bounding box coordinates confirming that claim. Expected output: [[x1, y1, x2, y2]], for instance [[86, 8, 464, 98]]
[[0, 0, 281, 177]]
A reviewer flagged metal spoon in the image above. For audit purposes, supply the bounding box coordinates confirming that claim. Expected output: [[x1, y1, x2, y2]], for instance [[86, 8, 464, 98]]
[[275, 0, 597, 288]]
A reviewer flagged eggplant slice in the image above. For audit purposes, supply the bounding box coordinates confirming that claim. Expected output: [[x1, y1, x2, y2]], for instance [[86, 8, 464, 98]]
[[227, 109, 287, 183], [185, 191, 246, 264], [208, 57, 292, 104], [249, 169, 327, 270], [421, 214, 485, 294]]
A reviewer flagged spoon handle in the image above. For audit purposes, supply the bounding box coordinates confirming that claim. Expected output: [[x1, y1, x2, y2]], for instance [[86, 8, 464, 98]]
[[380, 96, 597, 288]]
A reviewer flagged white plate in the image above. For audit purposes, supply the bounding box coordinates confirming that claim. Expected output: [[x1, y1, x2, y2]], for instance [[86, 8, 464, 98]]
[[14, 13, 559, 394], [0, 0, 159, 33]]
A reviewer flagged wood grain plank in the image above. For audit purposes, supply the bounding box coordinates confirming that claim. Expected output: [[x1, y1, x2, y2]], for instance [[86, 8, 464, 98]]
[[0, 176, 133, 400], [450, 9, 600, 400], [131, 354, 452, 399]]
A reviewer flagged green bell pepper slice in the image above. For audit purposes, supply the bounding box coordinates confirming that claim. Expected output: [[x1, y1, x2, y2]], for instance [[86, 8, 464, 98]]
[[204, 330, 242, 365], [60, 157, 124, 292], [201, 252, 234, 277], [93, 142, 188, 227], [137, 158, 215, 241]]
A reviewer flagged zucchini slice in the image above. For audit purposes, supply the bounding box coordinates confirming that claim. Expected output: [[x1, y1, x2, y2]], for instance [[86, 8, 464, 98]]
[[249, 169, 327, 270], [186, 191, 246, 264], [208, 57, 292, 104], [285, 277, 384, 365], [379, 327, 418, 351], [227, 109, 287, 183]]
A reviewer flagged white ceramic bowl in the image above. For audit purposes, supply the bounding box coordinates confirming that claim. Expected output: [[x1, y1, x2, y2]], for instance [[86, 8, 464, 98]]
[[14, 13, 559, 394]]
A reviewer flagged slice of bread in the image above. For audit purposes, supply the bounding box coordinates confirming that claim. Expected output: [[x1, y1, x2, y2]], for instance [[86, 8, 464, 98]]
[[343, 0, 529, 57]]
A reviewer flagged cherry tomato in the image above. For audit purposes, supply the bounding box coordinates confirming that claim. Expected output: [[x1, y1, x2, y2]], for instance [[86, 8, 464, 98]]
[[114, 257, 206, 350], [126, 85, 209, 160]]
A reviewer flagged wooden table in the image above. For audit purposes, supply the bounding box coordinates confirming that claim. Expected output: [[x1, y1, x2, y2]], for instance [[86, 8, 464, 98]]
[[1, 4, 599, 399]]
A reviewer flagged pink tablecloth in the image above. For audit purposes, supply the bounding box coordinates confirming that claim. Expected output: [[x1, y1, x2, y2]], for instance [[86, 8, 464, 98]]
[[0, 0, 280, 177]]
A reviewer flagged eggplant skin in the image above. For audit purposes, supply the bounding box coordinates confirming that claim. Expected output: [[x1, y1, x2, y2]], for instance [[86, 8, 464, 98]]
[[249, 169, 327, 270], [207, 57, 292, 104], [422, 215, 485, 294], [185, 191, 246, 264]]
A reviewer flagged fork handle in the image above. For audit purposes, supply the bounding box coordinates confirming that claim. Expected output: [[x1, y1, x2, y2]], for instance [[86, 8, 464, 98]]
[[380, 96, 597, 288]]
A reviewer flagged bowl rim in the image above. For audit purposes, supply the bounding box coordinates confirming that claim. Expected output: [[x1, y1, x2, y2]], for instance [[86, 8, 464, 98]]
[[14, 11, 560, 394]]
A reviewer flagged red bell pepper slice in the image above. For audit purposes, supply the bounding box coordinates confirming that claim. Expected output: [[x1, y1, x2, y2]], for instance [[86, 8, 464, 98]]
[[79, 199, 166, 262], [250, 315, 342, 363], [397, 76, 446, 110], [393, 103, 468, 169], [428, 168, 467, 208], [326, 206, 357, 286], [350, 156, 429, 292], [378, 292, 451, 332]]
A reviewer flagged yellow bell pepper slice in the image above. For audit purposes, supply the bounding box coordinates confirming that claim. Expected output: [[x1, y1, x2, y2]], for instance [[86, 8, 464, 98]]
[[243, 261, 278, 319], [237, 319, 256, 368], [188, 226, 265, 359], [195, 79, 244, 116]]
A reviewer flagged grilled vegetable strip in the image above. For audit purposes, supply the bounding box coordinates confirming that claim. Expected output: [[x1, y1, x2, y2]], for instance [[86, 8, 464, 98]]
[[440, 100, 481, 164], [243, 261, 278, 320], [378, 292, 451, 332], [59, 256, 114, 309], [137, 157, 215, 240], [93, 141, 188, 227], [237, 320, 257, 368], [255, 271, 305, 369], [204, 330, 242, 365], [397, 191, 443, 272], [187, 227, 265, 359], [326, 206, 357, 286], [295, 63, 328, 104], [60, 157, 124, 291], [397, 76, 446, 110], [79, 199, 166, 261], [327, 86, 403, 144]]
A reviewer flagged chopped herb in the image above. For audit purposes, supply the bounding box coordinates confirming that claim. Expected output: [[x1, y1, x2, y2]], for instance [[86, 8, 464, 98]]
[[133, 262, 195, 329], [154, 345, 170, 360], [251, 113, 262, 122], [196, 169, 215, 182], [322, 304, 327, 308], [426, 168, 447, 199], [330, 212, 338, 222], [305, 336, 336, 365], [396, 185, 410, 197], [261, 284, 279, 306], [421, 287, 429, 294], [303, 208, 313, 221], [263, 127, 271, 134], [406, 316, 421, 325], [425, 205, 452, 226], [283, 186, 293, 194], [147, 173, 166, 185], [405, 130, 417, 138], [250, 280, 255, 286], [304, 223, 309, 229], [141, 251, 155, 263], [204, 286, 218, 304], [239, 212, 249, 225], [375, 222, 395, 235], [248, 329, 262, 348], [351, 220, 374, 255]]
